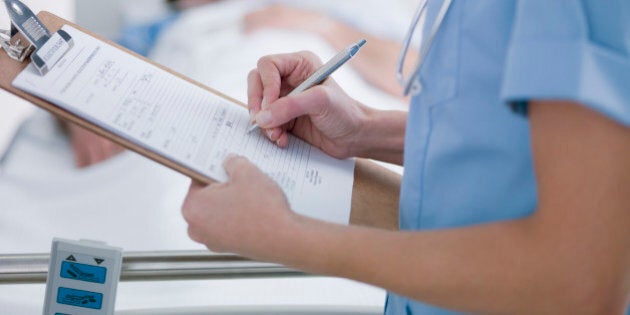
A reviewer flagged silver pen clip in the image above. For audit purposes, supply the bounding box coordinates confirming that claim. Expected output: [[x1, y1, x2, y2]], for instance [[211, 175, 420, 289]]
[[2, 0, 73, 75]]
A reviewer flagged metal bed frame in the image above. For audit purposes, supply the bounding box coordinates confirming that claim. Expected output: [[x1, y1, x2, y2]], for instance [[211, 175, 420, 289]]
[[0, 250, 304, 284], [0, 251, 383, 314]]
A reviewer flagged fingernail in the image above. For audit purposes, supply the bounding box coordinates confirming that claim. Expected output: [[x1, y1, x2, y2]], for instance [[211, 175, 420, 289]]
[[255, 110, 273, 126], [261, 97, 268, 110], [266, 129, 275, 139], [249, 109, 256, 123]]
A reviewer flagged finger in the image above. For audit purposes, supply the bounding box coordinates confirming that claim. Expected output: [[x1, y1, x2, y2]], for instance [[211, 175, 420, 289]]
[[223, 155, 261, 183], [256, 55, 284, 106], [255, 86, 329, 129], [263, 127, 283, 142], [276, 131, 290, 148], [187, 226, 205, 244], [247, 69, 264, 121], [256, 52, 322, 102], [283, 51, 324, 87]]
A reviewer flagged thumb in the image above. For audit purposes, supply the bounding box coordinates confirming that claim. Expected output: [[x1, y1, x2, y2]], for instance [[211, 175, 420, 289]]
[[223, 154, 262, 183]]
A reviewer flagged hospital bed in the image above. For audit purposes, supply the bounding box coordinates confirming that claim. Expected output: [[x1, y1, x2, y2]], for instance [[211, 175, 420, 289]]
[[0, 250, 381, 314], [0, 0, 410, 313]]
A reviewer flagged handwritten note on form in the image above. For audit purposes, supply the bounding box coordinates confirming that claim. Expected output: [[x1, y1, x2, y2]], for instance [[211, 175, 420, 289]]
[[12, 26, 355, 224]]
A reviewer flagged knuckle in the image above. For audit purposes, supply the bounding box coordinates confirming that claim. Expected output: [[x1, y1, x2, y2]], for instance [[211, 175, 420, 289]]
[[247, 68, 259, 79], [247, 69, 261, 86], [297, 51, 322, 66], [204, 237, 227, 253], [187, 226, 203, 243], [256, 55, 274, 69], [181, 194, 203, 223], [297, 50, 315, 60], [181, 204, 196, 223]]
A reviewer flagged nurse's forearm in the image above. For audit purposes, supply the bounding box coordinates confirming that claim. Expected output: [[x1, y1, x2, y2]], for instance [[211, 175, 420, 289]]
[[353, 108, 406, 165], [277, 214, 626, 314]]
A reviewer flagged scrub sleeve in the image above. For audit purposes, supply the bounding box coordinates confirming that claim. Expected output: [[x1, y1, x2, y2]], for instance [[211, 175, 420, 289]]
[[501, 0, 630, 127]]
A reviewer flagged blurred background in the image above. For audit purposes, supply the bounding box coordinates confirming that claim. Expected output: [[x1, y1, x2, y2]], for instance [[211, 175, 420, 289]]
[[0, 0, 414, 314]]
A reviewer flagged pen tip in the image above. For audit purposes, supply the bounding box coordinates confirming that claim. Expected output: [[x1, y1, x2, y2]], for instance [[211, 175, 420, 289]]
[[246, 124, 258, 134], [348, 39, 367, 56]]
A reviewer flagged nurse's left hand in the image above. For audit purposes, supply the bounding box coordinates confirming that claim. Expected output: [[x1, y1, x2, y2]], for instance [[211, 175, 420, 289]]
[[181, 155, 298, 259]]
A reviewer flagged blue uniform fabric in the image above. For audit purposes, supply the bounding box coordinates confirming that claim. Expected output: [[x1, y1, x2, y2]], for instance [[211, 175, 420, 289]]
[[117, 14, 179, 57], [387, 0, 630, 314]]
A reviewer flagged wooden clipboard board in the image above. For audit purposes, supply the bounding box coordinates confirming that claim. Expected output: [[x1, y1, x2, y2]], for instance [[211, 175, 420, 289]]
[[0, 12, 400, 230]]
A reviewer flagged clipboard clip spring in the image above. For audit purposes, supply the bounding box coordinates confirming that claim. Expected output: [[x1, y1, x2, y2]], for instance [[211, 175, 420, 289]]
[[2, 0, 74, 75], [0, 28, 34, 62]]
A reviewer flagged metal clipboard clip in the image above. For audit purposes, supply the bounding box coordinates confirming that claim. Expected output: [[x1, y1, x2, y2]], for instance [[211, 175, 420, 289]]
[[1, 0, 73, 75]]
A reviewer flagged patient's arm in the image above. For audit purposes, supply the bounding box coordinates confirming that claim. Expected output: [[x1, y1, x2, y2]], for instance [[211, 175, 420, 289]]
[[60, 121, 124, 168], [243, 5, 416, 99]]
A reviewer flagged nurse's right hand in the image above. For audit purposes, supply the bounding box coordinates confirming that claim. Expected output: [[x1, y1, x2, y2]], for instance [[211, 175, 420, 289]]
[[248, 51, 371, 159]]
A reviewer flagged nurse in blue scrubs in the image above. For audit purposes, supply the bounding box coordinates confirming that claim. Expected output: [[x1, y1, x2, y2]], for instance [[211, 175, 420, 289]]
[[181, 0, 630, 313]]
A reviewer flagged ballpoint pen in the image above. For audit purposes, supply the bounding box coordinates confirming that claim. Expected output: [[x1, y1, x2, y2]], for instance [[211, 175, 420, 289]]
[[247, 38, 367, 134]]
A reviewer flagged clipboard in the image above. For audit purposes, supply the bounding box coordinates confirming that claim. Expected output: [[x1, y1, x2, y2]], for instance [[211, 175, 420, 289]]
[[0, 11, 400, 230]]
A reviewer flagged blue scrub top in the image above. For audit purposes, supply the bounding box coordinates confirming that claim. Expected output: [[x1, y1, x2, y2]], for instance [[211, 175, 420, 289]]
[[386, 1, 630, 314]]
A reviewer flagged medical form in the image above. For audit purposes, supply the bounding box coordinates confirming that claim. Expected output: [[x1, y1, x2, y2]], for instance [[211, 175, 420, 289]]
[[12, 25, 355, 224]]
